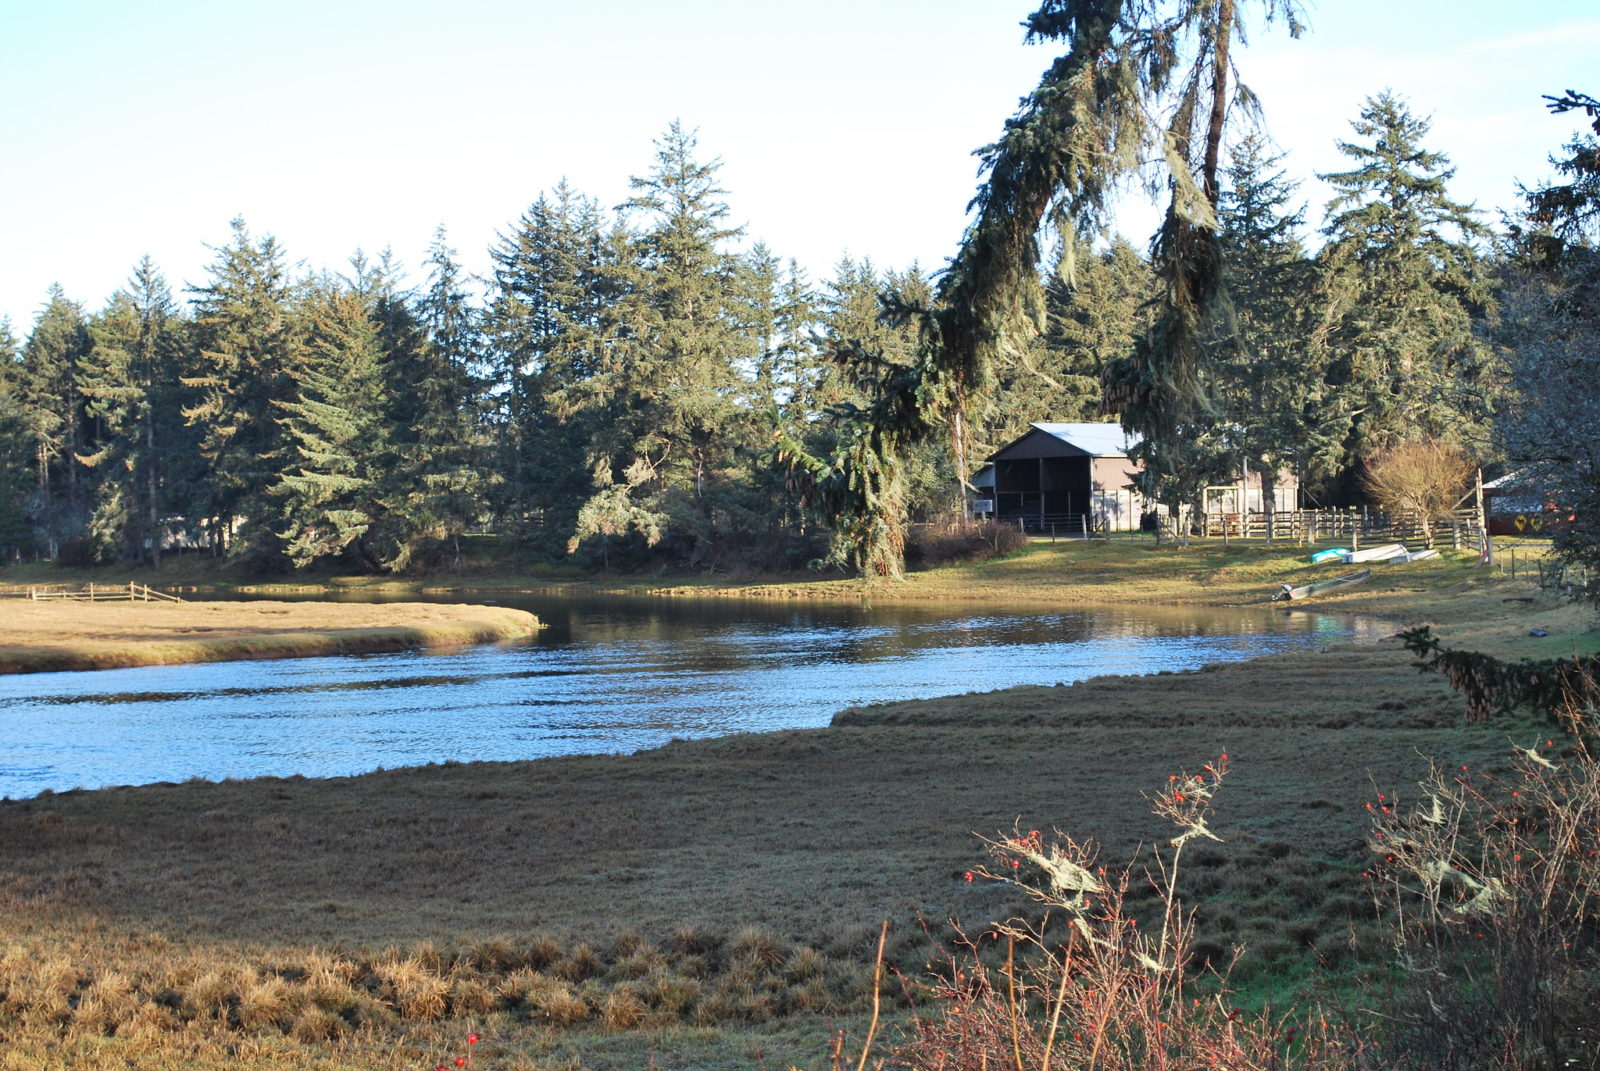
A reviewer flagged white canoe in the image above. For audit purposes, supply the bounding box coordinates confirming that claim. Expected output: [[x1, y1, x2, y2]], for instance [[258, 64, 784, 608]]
[[1344, 543, 1408, 563]]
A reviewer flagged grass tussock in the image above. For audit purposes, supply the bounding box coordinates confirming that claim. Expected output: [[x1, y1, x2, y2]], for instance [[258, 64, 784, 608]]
[[0, 630, 1539, 1066], [0, 538, 1593, 1066], [0, 928, 869, 1056]]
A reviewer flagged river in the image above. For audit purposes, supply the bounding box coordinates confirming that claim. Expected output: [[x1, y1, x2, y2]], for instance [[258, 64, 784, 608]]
[[0, 594, 1386, 798]]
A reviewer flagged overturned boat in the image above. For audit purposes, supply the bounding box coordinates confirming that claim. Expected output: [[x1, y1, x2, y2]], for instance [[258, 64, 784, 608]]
[[1272, 569, 1373, 602]]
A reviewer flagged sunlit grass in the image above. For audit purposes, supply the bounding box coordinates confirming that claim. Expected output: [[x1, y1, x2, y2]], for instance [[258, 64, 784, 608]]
[[0, 602, 539, 673], [1, 534, 1594, 1066]]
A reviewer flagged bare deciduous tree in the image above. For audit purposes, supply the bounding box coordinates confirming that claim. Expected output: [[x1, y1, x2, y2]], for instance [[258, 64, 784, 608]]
[[1363, 441, 1474, 548]]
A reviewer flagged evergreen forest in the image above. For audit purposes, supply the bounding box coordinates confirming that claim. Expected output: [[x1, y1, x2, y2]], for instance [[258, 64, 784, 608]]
[[1, 66, 1596, 583]]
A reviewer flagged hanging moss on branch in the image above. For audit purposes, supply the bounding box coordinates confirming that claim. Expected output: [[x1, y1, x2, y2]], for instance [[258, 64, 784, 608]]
[[1400, 625, 1600, 754], [800, 0, 1304, 578]]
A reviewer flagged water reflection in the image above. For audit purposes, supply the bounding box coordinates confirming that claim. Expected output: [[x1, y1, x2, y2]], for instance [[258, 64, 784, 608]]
[[0, 595, 1388, 798]]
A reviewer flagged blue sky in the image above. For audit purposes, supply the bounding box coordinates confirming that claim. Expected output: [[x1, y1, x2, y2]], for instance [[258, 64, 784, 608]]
[[2, 0, 1596, 332]]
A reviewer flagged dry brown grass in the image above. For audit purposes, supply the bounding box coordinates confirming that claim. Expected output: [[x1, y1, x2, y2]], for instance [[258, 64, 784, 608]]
[[0, 635, 1537, 1066], [0, 538, 1592, 1066], [0, 600, 539, 673]]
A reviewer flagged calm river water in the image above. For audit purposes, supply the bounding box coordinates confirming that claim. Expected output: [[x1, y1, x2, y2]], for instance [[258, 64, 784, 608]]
[[0, 595, 1387, 798]]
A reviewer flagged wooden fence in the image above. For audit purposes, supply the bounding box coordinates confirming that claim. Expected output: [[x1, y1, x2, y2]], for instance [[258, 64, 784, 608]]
[[20, 582, 184, 603], [1194, 507, 1484, 547], [1004, 506, 1488, 547]]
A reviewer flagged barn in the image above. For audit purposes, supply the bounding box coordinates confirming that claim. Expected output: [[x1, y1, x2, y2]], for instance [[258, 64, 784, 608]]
[[1483, 469, 1572, 536], [971, 422, 1299, 533]]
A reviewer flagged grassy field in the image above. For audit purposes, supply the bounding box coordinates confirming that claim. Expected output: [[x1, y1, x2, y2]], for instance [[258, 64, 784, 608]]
[[0, 538, 1593, 1067], [0, 600, 540, 674], [3, 531, 1581, 619]]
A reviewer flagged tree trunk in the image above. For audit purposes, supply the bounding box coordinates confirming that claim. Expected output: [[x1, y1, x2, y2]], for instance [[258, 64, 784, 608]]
[[952, 407, 970, 521], [146, 417, 162, 571], [1201, 0, 1236, 203], [1261, 466, 1277, 544]]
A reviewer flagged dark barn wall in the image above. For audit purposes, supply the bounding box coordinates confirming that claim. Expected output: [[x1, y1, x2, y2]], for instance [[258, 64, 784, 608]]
[[994, 457, 1093, 518]]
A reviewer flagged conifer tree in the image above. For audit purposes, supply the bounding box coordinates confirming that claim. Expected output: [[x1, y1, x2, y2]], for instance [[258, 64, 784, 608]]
[[1098, 1, 1303, 536], [736, 244, 817, 413], [801, 0, 1301, 571], [778, 261, 945, 577], [17, 285, 92, 554], [568, 122, 753, 567], [1498, 90, 1600, 600], [716, 245, 824, 565], [1210, 137, 1329, 521], [1522, 90, 1600, 248], [373, 230, 485, 569], [1317, 92, 1496, 478], [812, 256, 892, 411], [816, 258, 922, 409], [0, 319, 33, 559], [486, 181, 615, 545], [982, 235, 1155, 444], [184, 218, 306, 558], [76, 257, 186, 565], [271, 277, 389, 569]]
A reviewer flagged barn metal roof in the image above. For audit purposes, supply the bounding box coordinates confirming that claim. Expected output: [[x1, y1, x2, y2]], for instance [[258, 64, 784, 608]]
[[1016, 422, 1140, 457]]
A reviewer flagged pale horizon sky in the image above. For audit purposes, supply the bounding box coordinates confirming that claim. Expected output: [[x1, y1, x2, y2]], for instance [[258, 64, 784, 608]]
[[2, 0, 1596, 334]]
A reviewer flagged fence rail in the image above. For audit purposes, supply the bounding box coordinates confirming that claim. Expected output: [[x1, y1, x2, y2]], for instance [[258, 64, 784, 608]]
[[1207, 508, 1479, 544], [22, 582, 184, 603], [1016, 513, 1097, 536], [996, 506, 1488, 548]]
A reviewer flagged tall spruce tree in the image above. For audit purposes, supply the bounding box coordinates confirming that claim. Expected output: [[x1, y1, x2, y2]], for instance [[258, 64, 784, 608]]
[[778, 260, 946, 577], [17, 285, 92, 555], [798, 0, 1302, 572], [736, 244, 817, 413], [815, 257, 891, 405], [0, 319, 32, 559], [718, 244, 824, 566], [1522, 90, 1600, 247], [1210, 137, 1329, 521], [1099, 1, 1304, 538], [77, 257, 186, 565], [1317, 92, 1496, 481], [270, 276, 389, 569], [568, 122, 753, 567], [184, 218, 305, 558], [486, 181, 615, 546], [990, 235, 1155, 442], [373, 230, 485, 569]]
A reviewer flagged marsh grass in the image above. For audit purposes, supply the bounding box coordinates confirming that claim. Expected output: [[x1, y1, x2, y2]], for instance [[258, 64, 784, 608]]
[[0, 600, 539, 674], [0, 928, 874, 1065], [0, 637, 1530, 1066], [0, 541, 1591, 1066], [870, 758, 1371, 1071]]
